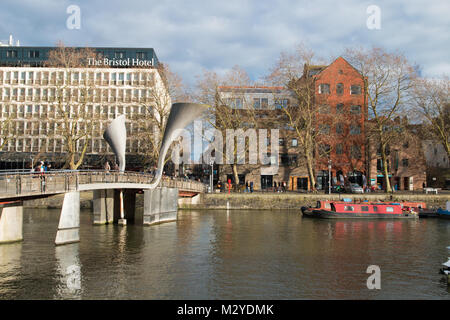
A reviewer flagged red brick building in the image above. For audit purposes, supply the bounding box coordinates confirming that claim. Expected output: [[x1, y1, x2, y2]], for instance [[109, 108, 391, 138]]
[[305, 57, 367, 189]]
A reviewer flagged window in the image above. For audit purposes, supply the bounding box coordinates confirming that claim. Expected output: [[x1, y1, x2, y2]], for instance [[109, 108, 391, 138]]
[[28, 50, 39, 58], [261, 98, 268, 109], [350, 105, 361, 114], [350, 145, 361, 159], [336, 123, 343, 134], [403, 141, 409, 148], [291, 138, 298, 147], [336, 143, 343, 155], [275, 99, 289, 109], [319, 104, 330, 114], [350, 124, 361, 135], [279, 138, 284, 146], [319, 144, 331, 157], [373, 206, 378, 212], [253, 98, 260, 109], [115, 51, 125, 59], [6, 50, 17, 58], [344, 206, 354, 211], [402, 159, 409, 167], [136, 52, 146, 59], [362, 206, 369, 212], [386, 207, 394, 213], [336, 83, 344, 95], [319, 124, 330, 134], [350, 85, 361, 95], [319, 83, 330, 94]]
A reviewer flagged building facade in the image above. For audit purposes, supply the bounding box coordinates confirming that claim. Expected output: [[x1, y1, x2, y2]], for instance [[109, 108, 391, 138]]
[[0, 45, 169, 170]]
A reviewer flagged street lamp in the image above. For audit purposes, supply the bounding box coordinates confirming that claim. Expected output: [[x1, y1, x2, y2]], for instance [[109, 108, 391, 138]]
[[328, 159, 332, 195], [210, 158, 215, 193]]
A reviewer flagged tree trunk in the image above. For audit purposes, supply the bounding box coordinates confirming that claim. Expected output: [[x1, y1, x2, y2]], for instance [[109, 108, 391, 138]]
[[305, 153, 316, 191], [381, 147, 392, 193], [232, 164, 239, 192]]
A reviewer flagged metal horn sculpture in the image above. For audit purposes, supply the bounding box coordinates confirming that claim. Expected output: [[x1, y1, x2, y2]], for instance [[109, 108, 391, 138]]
[[103, 114, 127, 172], [149, 102, 209, 189]]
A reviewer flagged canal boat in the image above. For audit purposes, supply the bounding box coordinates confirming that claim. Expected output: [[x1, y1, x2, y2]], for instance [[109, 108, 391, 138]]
[[301, 200, 418, 219]]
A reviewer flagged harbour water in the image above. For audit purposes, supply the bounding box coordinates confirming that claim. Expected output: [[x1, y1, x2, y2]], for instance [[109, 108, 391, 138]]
[[0, 208, 449, 299]]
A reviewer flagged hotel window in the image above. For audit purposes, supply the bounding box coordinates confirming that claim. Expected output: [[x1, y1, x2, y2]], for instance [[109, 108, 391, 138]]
[[291, 138, 298, 147], [350, 124, 361, 135], [336, 143, 343, 155], [318, 83, 330, 94], [350, 105, 361, 114], [126, 73, 131, 81], [336, 123, 343, 134], [350, 85, 361, 95], [336, 83, 344, 95], [119, 73, 124, 81], [253, 98, 261, 109], [136, 52, 146, 59], [6, 50, 17, 58], [336, 103, 344, 114], [28, 50, 39, 58], [115, 51, 125, 59], [111, 73, 116, 81]]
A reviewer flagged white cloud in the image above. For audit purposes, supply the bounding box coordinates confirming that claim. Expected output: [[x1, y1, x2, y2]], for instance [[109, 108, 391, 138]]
[[0, 0, 448, 85]]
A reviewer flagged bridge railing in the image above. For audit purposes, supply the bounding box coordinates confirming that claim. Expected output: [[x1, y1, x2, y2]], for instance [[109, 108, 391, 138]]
[[0, 170, 207, 198]]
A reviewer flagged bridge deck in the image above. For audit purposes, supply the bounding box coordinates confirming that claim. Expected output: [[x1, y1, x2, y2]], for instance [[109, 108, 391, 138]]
[[0, 170, 207, 201]]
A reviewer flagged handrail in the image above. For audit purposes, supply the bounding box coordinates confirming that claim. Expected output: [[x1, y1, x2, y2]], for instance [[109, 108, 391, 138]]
[[0, 170, 207, 198]]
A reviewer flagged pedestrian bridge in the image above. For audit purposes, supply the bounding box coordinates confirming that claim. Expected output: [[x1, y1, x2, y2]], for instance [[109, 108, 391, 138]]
[[0, 170, 207, 246], [0, 170, 207, 201]]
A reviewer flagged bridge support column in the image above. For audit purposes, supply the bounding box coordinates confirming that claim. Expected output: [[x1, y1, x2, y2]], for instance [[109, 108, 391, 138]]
[[55, 192, 80, 246], [0, 202, 23, 244], [143, 187, 178, 226], [113, 189, 136, 225], [93, 189, 114, 225]]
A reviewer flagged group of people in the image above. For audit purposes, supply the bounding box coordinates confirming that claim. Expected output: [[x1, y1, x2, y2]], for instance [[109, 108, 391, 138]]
[[104, 161, 119, 171], [31, 161, 51, 173], [271, 181, 287, 192]]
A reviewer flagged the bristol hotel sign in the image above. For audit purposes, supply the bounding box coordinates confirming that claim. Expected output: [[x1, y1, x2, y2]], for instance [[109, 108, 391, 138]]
[[88, 57, 154, 67]]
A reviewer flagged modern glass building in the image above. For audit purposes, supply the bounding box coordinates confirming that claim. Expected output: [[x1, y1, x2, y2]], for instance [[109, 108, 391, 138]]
[[0, 47, 159, 68]]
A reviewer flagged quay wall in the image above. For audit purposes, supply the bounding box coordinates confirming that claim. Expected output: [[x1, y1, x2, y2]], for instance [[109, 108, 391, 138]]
[[22, 191, 450, 211]]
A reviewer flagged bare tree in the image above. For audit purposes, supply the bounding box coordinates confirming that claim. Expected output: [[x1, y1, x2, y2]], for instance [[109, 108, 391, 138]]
[[413, 76, 450, 159], [265, 45, 323, 190], [46, 42, 100, 169], [134, 63, 189, 170], [195, 65, 258, 189], [344, 47, 418, 192]]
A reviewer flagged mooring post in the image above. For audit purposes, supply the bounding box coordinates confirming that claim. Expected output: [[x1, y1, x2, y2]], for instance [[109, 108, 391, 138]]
[[118, 190, 126, 225]]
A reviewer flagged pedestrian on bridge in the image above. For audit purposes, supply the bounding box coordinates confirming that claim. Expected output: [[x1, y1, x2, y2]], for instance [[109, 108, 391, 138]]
[[104, 161, 111, 171]]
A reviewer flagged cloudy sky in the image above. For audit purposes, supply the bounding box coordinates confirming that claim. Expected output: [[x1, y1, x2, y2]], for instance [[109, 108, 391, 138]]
[[1, 0, 449, 85]]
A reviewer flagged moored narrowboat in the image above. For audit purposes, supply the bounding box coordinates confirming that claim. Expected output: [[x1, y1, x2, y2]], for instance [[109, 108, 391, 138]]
[[301, 201, 418, 219]]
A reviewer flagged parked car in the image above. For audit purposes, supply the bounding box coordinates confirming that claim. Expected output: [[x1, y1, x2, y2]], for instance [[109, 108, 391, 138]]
[[346, 183, 364, 194]]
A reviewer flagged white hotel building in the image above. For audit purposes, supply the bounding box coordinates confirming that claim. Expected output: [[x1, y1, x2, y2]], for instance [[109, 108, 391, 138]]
[[0, 44, 170, 170]]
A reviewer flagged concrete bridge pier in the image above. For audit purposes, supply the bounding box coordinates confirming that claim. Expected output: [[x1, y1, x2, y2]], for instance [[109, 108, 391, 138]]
[[55, 192, 80, 246], [0, 201, 23, 244], [143, 187, 178, 226], [93, 189, 115, 225]]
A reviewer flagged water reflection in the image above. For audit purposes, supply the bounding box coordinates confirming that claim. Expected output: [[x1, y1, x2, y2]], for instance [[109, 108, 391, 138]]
[[0, 208, 449, 299]]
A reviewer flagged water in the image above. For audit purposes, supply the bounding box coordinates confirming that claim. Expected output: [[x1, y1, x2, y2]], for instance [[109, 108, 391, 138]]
[[0, 208, 449, 299]]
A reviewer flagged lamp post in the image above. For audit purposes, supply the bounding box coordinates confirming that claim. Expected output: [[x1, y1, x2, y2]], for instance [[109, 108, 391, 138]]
[[328, 159, 332, 195], [210, 158, 215, 193]]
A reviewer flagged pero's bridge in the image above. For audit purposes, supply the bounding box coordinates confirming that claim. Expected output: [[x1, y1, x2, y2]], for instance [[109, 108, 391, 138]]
[[0, 170, 206, 201], [0, 170, 207, 246]]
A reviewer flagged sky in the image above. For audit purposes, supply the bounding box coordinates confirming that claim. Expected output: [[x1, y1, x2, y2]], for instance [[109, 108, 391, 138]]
[[0, 0, 449, 86]]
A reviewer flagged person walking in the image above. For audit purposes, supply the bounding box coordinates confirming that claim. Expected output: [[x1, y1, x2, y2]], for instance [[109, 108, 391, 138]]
[[104, 161, 110, 171], [250, 181, 254, 193]]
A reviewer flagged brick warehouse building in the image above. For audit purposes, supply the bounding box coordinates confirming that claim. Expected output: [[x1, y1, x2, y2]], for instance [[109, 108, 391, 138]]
[[213, 57, 368, 191], [305, 57, 367, 189]]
